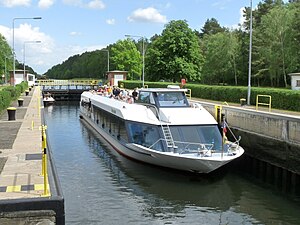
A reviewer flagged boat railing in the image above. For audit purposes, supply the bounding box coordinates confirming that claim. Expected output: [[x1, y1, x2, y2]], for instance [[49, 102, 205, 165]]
[[174, 141, 214, 156], [149, 138, 216, 156], [148, 138, 164, 149], [223, 120, 241, 148], [138, 103, 160, 119]]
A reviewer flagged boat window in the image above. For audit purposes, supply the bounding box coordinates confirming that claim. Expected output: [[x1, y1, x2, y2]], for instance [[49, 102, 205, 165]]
[[127, 122, 163, 151], [170, 125, 222, 151], [156, 92, 189, 107], [149, 93, 155, 104], [92, 105, 128, 142], [138, 92, 150, 104], [118, 120, 127, 141]]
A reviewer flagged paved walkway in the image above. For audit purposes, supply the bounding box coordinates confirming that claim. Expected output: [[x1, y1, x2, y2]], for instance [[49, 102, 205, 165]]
[[0, 87, 50, 199]]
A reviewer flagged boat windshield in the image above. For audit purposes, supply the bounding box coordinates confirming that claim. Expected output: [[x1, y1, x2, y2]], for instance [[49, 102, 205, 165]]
[[156, 92, 189, 107], [170, 125, 223, 151], [127, 122, 164, 151], [127, 122, 223, 153]]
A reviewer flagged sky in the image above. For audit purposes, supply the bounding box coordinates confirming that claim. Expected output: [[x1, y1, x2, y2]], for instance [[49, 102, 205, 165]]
[[0, 0, 275, 75]]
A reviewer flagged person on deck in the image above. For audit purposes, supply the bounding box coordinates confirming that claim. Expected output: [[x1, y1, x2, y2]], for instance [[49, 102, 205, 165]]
[[132, 88, 138, 100]]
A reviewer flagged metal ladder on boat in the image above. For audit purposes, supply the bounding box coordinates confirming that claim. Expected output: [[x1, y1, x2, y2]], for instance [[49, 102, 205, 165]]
[[161, 124, 177, 149], [144, 103, 177, 150]]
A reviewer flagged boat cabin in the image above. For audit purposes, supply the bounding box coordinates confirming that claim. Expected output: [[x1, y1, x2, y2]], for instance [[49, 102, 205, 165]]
[[136, 88, 189, 108]]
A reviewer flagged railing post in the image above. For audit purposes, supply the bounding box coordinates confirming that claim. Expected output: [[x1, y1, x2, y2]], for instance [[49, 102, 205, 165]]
[[214, 105, 222, 124], [41, 125, 50, 197], [185, 89, 192, 99], [37, 86, 41, 118]]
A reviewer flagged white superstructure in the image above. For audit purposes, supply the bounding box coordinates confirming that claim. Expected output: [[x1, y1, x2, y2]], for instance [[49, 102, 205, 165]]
[[80, 87, 244, 173]]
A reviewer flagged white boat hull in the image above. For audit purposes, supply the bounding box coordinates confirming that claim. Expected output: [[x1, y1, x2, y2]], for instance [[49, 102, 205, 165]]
[[43, 97, 55, 107], [80, 112, 244, 173]]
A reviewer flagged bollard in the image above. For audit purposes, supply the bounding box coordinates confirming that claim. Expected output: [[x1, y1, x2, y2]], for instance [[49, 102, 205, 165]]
[[240, 98, 246, 106], [214, 105, 222, 124], [29, 87, 32, 91], [7, 107, 16, 121], [18, 98, 24, 107], [25, 90, 29, 96]]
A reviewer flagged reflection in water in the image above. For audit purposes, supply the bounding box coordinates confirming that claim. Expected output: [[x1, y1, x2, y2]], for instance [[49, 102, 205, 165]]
[[47, 105, 53, 114], [45, 102, 300, 225]]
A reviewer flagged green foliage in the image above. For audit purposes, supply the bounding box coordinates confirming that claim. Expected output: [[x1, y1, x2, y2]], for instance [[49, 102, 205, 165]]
[[41, 1, 300, 89], [146, 20, 203, 82], [202, 32, 240, 85], [111, 39, 142, 80], [0, 82, 28, 113], [0, 89, 11, 112], [119, 80, 176, 89], [242, 0, 300, 87], [4, 86, 19, 100], [45, 49, 111, 79], [199, 18, 226, 38], [0, 34, 13, 81], [121, 80, 300, 111], [17, 63, 38, 75], [255, 4, 295, 87], [250, 87, 300, 111]]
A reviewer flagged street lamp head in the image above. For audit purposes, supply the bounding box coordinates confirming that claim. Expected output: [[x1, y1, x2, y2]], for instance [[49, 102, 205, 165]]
[[33, 17, 42, 20], [125, 34, 144, 39], [24, 40, 42, 44]]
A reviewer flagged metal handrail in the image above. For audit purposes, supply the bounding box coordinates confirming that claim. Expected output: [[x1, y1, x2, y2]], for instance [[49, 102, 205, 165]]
[[223, 120, 241, 147], [256, 94, 272, 112], [38, 80, 99, 86], [148, 138, 215, 154]]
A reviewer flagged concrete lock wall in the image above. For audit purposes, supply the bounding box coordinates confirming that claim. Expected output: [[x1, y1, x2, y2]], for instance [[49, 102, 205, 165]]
[[225, 110, 300, 144], [198, 101, 300, 175]]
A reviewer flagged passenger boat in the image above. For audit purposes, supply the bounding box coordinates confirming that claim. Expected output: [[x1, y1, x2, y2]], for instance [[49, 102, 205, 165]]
[[43, 92, 55, 107], [79, 86, 244, 173]]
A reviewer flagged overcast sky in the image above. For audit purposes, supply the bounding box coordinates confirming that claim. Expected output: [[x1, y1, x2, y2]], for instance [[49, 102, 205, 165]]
[[0, 0, 275, 74]]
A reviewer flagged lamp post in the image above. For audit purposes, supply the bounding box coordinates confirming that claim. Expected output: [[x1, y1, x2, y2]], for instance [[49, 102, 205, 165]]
[[100, 49, 110, 72], [247, 0, 253, 105], [12, 17, 42, 85], [125, 34, 145, 87], [23, 41, 41, 77]]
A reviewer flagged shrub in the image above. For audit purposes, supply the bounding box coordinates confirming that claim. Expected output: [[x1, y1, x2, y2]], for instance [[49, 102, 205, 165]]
[[0, 81, 28, 114], [0, 90, 11, 112]]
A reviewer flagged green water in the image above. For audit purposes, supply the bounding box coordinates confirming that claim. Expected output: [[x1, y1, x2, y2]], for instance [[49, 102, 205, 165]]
[[44, 102, 300, 225]]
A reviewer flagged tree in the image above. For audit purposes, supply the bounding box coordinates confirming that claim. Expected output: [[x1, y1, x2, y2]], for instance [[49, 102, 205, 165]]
[[288, 1, 300, 72], [256, 5, 295, 87], [146, 20, 203, 82], [0, 34, 13, 82], [110, 39, 142, 80], [199, 18, 226, 38], [45, 49, 110, 79], [201, 31, 240, 85]]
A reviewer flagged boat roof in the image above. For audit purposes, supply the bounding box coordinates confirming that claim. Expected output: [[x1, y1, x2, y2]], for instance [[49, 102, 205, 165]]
[[81, 91, 217, 125], [139, 87, 187, 93]]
